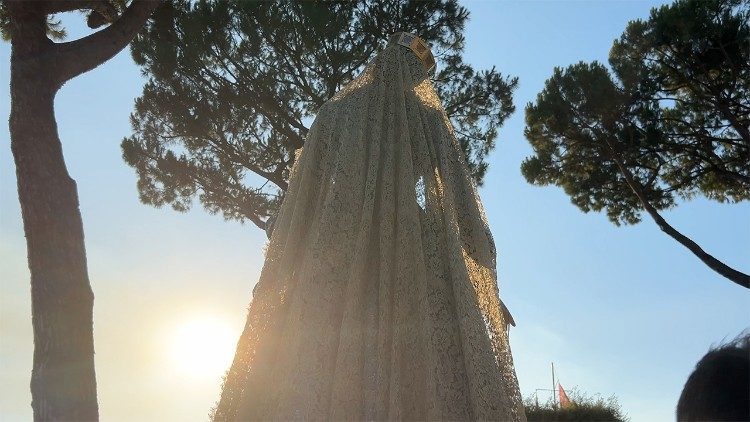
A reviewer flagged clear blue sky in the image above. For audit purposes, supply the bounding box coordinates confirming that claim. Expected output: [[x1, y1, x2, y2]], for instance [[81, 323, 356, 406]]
[[1, 1, 748, 421]]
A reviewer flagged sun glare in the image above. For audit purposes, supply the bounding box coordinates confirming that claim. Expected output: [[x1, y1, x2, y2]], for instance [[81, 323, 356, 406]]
[[169, 316, 237, 378]]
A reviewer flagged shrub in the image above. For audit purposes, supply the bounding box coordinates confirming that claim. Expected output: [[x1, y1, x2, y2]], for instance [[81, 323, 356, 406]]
[[524, 388, 629, 421]]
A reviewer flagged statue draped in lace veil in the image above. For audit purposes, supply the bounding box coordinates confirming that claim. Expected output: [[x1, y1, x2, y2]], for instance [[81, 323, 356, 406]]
[[213, 33, 525, 422]]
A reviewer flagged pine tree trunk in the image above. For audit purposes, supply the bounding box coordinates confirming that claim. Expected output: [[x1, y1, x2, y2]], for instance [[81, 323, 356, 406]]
[[604, 145, 750, 289], [7, 2, 161, 418], [9, 19, 98, 422]]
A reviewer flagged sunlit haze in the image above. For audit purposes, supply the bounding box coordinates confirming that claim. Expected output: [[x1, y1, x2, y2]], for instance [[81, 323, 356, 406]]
[[167, 316, 236, 379]]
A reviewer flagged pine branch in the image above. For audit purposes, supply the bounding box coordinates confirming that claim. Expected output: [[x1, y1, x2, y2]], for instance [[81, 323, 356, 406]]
[[53, 0, 162, 85]]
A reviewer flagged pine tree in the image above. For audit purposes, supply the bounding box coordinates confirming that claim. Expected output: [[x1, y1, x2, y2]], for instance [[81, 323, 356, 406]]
[[523, 0, 749, 288], [3, 1, 161, 418], [123, 0, 518, 233]]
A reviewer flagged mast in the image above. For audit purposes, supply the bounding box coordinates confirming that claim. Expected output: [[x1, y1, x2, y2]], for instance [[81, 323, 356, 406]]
[[552, 362, 557, 407]]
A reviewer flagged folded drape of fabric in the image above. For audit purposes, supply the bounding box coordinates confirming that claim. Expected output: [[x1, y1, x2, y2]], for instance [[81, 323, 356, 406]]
[[213, 38, 525, 422]]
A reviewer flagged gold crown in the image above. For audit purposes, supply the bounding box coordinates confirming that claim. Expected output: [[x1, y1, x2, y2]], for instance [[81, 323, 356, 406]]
[[390, 32, 436, 74]]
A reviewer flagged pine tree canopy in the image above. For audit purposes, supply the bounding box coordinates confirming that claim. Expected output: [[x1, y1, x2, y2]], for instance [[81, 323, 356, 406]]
[[123, 0, 518, 232], [522, 0, 749, 226]]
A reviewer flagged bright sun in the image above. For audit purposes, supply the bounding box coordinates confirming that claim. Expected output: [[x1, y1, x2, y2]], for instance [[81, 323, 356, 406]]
[[169, 316, 237, 378]]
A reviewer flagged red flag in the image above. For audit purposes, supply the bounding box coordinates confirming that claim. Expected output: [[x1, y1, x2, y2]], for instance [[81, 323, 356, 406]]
[[558, 383, 572, 408]]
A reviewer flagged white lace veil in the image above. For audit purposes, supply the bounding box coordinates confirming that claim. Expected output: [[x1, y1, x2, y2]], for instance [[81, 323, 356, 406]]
[[213, 34, 525, 422]]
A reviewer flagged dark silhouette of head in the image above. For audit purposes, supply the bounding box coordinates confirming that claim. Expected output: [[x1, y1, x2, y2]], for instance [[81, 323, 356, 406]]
[[676, 334, 750, 421]]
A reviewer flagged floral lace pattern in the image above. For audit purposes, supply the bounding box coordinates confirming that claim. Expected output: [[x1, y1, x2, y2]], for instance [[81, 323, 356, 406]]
[[213, 42, 525, 422]]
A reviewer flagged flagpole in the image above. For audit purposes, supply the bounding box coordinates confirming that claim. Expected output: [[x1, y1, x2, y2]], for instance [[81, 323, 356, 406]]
[[551, 362, 556, 408]]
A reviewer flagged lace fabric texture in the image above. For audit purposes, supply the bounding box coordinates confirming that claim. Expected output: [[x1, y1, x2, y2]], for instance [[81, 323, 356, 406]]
[[213, 43, 526, 422]]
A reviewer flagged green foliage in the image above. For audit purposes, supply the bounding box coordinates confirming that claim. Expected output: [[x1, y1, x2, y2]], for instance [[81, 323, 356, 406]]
[[0, 3, 7, 41], [0, 4, 67, 41], [123, 0, 518, 231], [523, 0, 749, 225], [524, 390, 629, 422], [0, 0, 130, 41]]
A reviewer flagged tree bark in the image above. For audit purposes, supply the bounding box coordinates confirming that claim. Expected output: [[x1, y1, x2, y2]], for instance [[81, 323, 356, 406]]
[[604, 144, 750, 289], [7, 1, 161, 419], [9, 23, 99, 422]]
